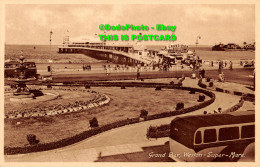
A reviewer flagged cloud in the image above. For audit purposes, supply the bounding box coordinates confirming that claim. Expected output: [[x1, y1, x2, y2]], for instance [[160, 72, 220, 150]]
[[185, 6, 243, 22], [24, 8, 53, 26], [5, 4, 255, 45]]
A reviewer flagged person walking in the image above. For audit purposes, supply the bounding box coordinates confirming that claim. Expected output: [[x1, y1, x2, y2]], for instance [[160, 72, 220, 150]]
[[82, 64, 85, 71], [137, 66, 140, 79], [201, 68, 205, 78], [229, 61, 233, 70], [199, 67, 202, 79]]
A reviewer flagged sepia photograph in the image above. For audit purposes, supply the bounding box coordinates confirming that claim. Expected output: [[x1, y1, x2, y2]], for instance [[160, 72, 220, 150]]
[[2, 1, 257, 163]]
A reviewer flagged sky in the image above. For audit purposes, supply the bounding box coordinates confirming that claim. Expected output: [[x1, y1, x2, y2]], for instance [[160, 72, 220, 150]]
[[5, 4, 255, 46]]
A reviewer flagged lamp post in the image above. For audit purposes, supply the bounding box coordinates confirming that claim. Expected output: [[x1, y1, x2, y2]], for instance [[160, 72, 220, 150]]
[[50, 30, 53, 75], [196, 35, 201, 47]]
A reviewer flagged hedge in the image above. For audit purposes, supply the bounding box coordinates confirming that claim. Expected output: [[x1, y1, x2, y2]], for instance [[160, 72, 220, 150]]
[[215, 87, 224, 92], [198, 79, 207, 89], [146, 124, 170, 139], [222, 97, 245, 113], [233, 91, 243, 96], [198, 79, 255, 102], [243, 93, 255, 102], [4, 84, 215, 155]]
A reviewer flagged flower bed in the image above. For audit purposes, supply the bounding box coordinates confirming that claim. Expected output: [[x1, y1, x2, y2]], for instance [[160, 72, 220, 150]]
[[5, 88, 110, 119]]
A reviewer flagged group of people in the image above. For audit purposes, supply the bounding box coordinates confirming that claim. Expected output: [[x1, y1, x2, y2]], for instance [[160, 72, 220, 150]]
[[210, 60, 233, 70], [83, 64, 91, 71]]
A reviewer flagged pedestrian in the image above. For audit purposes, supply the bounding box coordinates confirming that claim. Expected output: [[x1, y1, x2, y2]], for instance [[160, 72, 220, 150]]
[[137, 66, 140, 79], [218, 107, 222, 113], [201, 68, 205, 78], [105, 66, 109, 76], [229, 61, 233, 70], [199, 68, 202, 78]]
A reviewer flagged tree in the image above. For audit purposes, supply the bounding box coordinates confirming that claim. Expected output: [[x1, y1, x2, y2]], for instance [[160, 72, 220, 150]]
[[140, 109, 148, 120], [89, 117, 99, 128], [26, 134, 40, 145], [176, 103, 184, 110]]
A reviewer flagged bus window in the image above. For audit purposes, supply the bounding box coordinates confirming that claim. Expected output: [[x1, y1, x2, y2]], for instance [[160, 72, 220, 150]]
[[195, 131, 202, 144], [241, 125, 255, 138], [219, 127, 239, 141], [204, 129, 217, 143]]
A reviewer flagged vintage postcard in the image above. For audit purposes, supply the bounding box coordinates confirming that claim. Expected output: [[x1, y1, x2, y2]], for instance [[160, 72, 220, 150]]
[[0, 0, 259, 166]]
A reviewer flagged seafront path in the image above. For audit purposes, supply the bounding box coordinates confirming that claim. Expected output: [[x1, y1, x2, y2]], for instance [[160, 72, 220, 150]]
[[5, 78, 254, 162]]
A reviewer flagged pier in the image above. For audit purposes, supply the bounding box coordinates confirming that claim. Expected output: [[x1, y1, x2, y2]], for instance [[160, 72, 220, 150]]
[[58, 44, 159, 66]]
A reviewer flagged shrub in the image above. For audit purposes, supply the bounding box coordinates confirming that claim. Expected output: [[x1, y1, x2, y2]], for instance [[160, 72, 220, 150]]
[[140, 109, 148, 120], [170, 81, 174, 85], [200, 83, 207, 88], [176, 102, 184, 110], [26, 134, 39, 145], [146, 125, 170, 139], [216, 87, 224, 92], [89, 117, 99, 128], [198, 94, 205, 102], [121, 86, 126, 89], [243, 93, 254, 102], [247, 93, 255, 98], [155, 87, 161, 91], [147, 126, 157, 133], [233, 91, 243, 96]]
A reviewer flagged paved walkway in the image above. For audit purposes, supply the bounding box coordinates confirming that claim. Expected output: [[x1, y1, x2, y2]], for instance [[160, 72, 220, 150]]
[[5, 79, 244, 162]]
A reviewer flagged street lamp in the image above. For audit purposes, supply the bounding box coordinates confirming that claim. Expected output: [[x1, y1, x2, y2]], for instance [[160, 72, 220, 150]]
[[195, 35, 201, 47], [50, 30, 53, 75]]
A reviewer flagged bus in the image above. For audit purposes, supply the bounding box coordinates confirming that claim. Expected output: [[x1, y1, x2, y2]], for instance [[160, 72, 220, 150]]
[[4, 61, 37, 78], [169, 111, 255, 162]]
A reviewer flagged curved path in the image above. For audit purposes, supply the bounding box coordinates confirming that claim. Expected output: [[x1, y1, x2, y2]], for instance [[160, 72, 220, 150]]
[[5, 79, 242, 162]]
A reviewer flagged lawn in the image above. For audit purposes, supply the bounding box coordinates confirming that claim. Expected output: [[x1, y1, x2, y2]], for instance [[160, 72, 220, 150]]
[[4, 87, 204, 147]]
